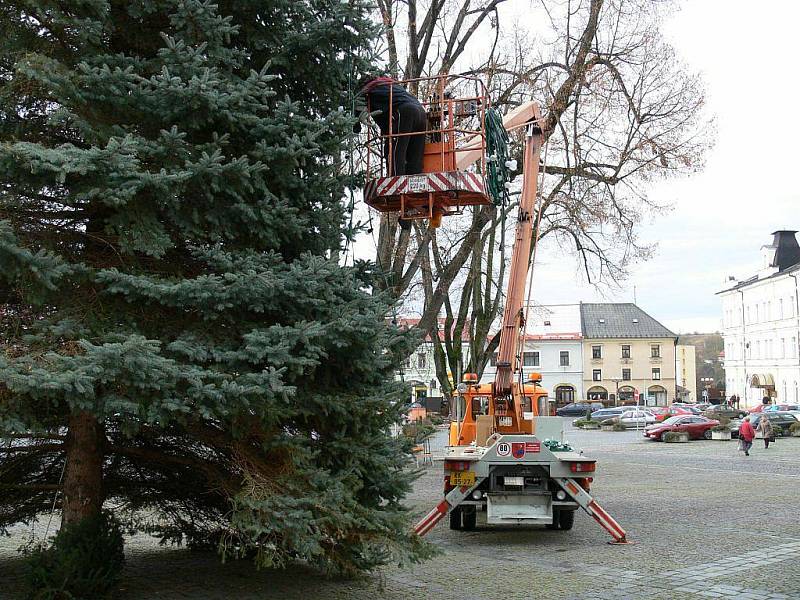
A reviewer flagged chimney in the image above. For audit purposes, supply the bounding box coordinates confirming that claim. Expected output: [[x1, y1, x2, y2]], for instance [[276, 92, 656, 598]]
[[770, 230, 800, 271]]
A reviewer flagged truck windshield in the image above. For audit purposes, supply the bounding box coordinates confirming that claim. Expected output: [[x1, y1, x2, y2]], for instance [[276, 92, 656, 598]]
[[471, 396, 490, 418]]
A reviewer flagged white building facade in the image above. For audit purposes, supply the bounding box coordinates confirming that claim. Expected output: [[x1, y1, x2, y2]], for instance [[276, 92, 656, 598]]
[[718, 231, 800, 408], [676, 344, 697, 402], [482, 304, 584, 409]]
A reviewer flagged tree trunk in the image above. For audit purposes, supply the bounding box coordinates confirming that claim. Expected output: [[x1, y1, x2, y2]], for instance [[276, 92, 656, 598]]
[[61, 411, 105, 526]]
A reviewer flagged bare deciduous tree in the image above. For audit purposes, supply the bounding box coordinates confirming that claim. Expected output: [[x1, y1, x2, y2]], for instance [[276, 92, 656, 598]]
[[367, 0, 711, 396]]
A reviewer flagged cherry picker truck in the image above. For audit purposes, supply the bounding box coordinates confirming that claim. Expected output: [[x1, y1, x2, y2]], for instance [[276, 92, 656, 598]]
[[363, 74, 629, 543]]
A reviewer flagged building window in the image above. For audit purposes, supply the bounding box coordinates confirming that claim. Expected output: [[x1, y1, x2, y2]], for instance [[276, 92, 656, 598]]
[[622, 368, 631, 381], [430, 378, 437, 390], [789, 299, 795, 318], [490, 353, 498, 367], [779, 298, 784, 319], [621, 345, 631, 358], [755, 304, 759, 322], [544, 320, 551, 326], [523, 351, 539, 367], [592, 369, 602, 381], [560, 351, 570, 366], [793, 337, 797, 358], [650, 344, 661, 358], [417, 353, 426, 369], [555, 386, 575, 405], [652, 367, 661, 380], [592, 345, 602, 359]]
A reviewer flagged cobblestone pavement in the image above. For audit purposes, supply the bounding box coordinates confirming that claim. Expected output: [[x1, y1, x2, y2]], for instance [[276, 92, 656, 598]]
[[2, 423, 799, 599]]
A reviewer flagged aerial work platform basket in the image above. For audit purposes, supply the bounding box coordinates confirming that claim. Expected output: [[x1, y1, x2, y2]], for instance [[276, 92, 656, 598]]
[[363, 74, 495, 225]]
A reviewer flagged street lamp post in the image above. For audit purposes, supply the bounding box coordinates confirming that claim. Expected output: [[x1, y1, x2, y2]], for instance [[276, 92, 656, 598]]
[[610, 377, 622, 407]]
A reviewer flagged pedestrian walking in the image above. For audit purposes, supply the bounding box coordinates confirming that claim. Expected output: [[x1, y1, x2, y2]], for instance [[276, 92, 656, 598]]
[[757, 414, 775, 449], [739, 415, 755, 456]]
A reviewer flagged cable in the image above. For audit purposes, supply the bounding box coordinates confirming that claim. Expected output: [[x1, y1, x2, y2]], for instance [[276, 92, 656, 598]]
[[484, 107, 513, 206]]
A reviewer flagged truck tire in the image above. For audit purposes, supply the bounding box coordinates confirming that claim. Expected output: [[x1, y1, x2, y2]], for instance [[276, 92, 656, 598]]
[[558, 509, 575, 531], [449, 507, 462, 530], [462, 506, 477, 531]]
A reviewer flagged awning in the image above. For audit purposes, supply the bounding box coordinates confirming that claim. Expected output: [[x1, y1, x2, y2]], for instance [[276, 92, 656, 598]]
[[750, 373, 775, 388]]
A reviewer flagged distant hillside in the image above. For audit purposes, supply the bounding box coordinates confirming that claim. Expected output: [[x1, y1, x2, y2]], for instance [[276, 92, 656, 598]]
[[678, 333, 725, 394]]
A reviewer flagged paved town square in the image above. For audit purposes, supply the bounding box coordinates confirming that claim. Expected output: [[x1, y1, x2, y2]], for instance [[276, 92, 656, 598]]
[[3, 424, 798, 600]]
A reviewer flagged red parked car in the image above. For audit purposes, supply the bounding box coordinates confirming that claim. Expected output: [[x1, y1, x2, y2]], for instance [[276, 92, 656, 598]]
[[652, 406, 693, 422], [643, 415, 720, 441]]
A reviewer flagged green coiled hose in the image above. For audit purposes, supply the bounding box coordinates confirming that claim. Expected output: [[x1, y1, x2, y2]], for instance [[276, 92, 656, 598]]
[[484, 107, 513, 206]]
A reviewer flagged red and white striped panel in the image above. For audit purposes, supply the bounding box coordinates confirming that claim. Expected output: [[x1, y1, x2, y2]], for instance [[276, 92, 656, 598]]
[[366, 171, 486, 201]]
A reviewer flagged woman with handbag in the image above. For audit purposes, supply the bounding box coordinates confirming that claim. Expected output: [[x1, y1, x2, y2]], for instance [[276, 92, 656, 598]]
[[757, 415, 775, 449]]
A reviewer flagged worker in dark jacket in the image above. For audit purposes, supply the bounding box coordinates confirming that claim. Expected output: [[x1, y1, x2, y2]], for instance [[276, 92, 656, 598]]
[[355, 75, 427, 177]]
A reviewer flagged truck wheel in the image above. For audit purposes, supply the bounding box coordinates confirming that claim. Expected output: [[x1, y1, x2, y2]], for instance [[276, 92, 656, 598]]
[[462, 506, 477, 531], [546, 509, 560, 530], [558, 509, 575, 531], [449, 507, 462, 530]]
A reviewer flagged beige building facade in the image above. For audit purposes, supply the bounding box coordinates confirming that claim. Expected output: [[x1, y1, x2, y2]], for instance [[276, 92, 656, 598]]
[[676, 344, 698, 402], [580, 304, 678, 406]]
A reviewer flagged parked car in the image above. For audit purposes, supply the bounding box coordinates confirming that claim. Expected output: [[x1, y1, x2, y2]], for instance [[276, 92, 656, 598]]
[[653, 406, 694, 422], [643, 415, 720, 441], [703, 404, 746, 420], [743, 412, 799, 436], [763, 404, 800, 412], [581, 407, 628, 423], [673, 404, 703, 414], [557, 402, 605, 417], [616, 410, 657, 428]]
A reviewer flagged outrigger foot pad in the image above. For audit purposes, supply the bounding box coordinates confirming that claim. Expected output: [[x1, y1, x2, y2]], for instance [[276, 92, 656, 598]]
[[608, 537, 635, 545]]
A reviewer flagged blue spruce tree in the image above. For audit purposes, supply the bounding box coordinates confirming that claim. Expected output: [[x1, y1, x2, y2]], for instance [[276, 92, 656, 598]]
[[0, 0, 428, 591]]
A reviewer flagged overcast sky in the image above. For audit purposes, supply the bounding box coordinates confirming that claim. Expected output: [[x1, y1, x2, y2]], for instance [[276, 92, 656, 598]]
[[531, 0, 800, 334]]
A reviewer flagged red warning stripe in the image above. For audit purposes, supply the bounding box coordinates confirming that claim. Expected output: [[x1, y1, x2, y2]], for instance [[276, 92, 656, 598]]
[[587, 500, 626, 541], [367, 172, 488, 200], [413, 499, 449, 537]]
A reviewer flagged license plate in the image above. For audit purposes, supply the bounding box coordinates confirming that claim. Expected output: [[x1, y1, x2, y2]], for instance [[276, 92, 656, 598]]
[[450, 471, 476, 487], [408, 175, 429, 192]]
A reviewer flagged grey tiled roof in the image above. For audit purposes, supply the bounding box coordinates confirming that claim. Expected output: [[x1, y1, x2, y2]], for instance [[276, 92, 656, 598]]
[[579, 303, 677, 339]]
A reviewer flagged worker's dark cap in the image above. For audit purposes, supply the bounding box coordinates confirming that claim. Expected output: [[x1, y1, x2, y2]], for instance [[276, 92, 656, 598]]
[[356, 71, 385, 90]]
